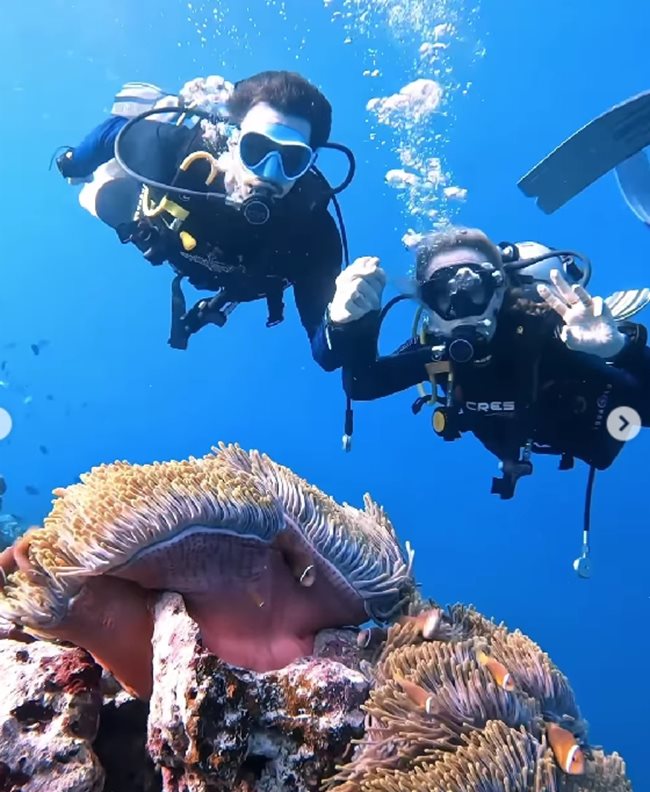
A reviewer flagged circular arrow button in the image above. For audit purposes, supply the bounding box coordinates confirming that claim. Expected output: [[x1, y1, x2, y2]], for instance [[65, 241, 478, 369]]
[[606, 406, 642, 442]]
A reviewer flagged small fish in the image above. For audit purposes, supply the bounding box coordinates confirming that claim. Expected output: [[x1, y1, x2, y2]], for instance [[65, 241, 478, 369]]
[[356, 626, 387, 649], [545, 722, 586, 775], [30, 340, 49, 357], [398, 606, 443, 640], [23, 396, 33, 405], [25, 485, 39, 496], [0, 476, 6, 496], [0, 362, 6, 371], [46, 394, 54, 402], [477, 650, 516, 691], [396, 675, 434, 714], [39, 445, 48, 455]]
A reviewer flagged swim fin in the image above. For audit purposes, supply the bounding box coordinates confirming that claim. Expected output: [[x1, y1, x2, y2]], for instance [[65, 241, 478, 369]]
[[605, 288, 650, 322], [614, 149, 650, 225], [517, 90, 650, 214]]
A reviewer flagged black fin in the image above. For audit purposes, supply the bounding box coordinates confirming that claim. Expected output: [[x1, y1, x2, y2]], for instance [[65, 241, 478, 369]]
[[517, 90, 650, 213]]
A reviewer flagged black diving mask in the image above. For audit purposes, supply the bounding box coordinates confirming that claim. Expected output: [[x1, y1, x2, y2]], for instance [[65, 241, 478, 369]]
[[419, 262, 506, 321]]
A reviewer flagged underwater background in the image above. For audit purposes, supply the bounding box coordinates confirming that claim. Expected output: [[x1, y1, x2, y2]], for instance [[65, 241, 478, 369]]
[[1, 1, 648, 787]]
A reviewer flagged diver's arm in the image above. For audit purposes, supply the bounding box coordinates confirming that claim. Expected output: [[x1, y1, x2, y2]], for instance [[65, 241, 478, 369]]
[[294, 210, 377, 371], [344, 341, 434, 400], [58, 116, 129, 179]]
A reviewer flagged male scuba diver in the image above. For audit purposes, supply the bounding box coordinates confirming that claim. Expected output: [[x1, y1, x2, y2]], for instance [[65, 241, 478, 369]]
[[54, 72, 367, 370], [518, 89, 650, 229], [329, 227, 650, 576]]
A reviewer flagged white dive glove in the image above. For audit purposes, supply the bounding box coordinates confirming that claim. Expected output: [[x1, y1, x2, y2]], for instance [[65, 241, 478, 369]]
[[537, 269, 627, 358], [328, 256, 387, 324]]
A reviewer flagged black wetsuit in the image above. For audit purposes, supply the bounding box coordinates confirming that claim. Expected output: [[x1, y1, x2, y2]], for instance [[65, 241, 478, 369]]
[[342, 302, 650, 493], [97, 118, 354, 370]]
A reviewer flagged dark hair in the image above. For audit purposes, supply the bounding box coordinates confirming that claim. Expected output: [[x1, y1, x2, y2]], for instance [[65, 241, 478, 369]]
[[415, 226, 504, 281], [226, 70, 332, 149]]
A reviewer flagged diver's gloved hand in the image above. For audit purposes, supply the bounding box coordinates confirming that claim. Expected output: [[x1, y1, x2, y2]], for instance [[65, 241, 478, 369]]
[[537, 269, 627, 358], [328, 256, 386, 324]]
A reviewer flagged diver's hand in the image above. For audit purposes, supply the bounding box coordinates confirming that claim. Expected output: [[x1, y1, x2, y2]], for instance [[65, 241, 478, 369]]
[[537, 269, 626, 358], [328, 256, 387, 324]]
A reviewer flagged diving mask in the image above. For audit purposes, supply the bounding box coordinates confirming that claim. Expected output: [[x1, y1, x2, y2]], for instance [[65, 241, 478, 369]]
[[238, 123, 316, 184], [419, 261, 506, 322]]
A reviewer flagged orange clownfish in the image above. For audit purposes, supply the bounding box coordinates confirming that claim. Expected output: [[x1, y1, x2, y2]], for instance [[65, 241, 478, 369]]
[[545, 722, 586, 775], [477, 650, 516, 692], [396, 675, 434, 714], [398, 607, 443, 640]]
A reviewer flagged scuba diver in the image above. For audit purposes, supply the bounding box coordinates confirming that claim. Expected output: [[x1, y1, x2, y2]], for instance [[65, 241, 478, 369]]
[[518, 89, 650, 229], [53, 72, 366, 370], [332, 226, 650, 576]]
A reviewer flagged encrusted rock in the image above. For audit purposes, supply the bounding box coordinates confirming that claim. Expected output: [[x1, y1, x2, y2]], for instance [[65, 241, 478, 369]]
[[0, 638, 104, 792], [148, 593, 371, 792]]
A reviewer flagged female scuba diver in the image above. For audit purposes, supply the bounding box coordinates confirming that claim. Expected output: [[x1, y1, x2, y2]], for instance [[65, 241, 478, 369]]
[[330, 227, 650, 577]]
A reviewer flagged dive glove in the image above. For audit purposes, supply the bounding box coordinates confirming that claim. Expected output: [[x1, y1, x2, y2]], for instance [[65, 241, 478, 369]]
[[328, 256, 386, 324]]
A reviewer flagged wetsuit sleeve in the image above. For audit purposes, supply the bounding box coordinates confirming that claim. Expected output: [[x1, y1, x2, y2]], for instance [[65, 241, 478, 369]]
[[343, 341, 434, 400], [292, 209, 375, 371], [61, 116, 129, 178]]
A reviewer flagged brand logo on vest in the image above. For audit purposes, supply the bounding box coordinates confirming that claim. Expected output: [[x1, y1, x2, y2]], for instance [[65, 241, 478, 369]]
[[180, 249, 245, 275], [465, 401, 516, 413], [594, 384, 612, 430]]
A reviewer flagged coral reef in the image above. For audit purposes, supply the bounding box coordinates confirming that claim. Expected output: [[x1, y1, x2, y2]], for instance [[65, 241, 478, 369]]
[[0, 443, 415, 699], [0, 596, 632, 791], [0, 444, 633, 790]]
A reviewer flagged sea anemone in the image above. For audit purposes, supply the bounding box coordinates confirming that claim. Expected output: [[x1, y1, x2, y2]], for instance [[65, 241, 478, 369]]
[[326, 601, 631, 792], [0, 443, 416, 700]]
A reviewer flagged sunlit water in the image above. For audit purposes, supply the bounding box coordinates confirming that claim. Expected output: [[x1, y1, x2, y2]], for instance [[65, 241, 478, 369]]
[[324, 0, 484, 248], [1, 1, 648, 787]]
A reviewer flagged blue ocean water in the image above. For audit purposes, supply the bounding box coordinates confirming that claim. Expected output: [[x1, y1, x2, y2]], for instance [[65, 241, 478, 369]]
[[1, 0, 647, 787]]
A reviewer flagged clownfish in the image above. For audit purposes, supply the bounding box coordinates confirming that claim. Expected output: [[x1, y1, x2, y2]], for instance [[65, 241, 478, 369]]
[[395, 675, 434, 714], [545, 722, 586, 775], [477, 650, 516, 692], [398, 607, 443, 640], [356, 626, 386, 649]]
